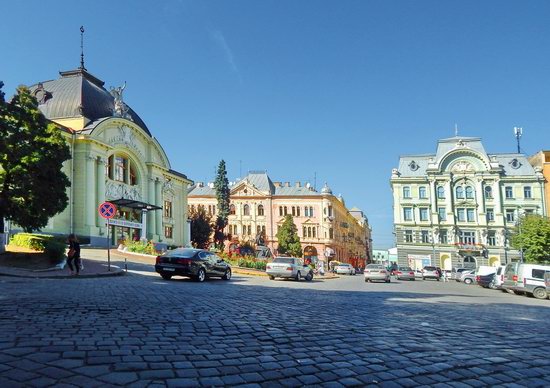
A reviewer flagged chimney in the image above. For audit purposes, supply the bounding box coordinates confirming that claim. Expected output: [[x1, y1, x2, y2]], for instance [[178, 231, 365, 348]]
[[285, 182, 290, 187], [295, 181, 301, 188], [274, 182, 281, 187]]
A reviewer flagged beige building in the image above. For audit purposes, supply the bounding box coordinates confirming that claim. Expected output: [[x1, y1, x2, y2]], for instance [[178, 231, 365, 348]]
[[22, 66, 192, 247], [188, 171, 372, 266], [391, 136, 545, 270], [528, 151, 550, 216]]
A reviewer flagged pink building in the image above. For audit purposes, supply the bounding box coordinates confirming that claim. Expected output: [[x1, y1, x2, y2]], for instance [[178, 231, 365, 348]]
[[188, 171, 372, 266]]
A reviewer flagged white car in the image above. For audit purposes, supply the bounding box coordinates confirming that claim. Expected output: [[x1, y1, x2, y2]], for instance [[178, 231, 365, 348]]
[[502, 263, 550, 299], [364, 264, 390, 283], [266, 257, 314, 281], [335, 263, 356, 275]]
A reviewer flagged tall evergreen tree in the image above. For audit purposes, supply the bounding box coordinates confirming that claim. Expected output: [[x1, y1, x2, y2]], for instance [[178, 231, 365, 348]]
[[189, 206, 213, 249], [213, 160, 230, 249], [510, 214, 550, 264], [0, 85, 71, 234], [276, 215, 303, 257]]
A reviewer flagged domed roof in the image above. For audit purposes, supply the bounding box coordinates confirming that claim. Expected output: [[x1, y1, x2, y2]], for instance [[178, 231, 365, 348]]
[[321, 182, 332, 194], [28, 69, 151, 136]]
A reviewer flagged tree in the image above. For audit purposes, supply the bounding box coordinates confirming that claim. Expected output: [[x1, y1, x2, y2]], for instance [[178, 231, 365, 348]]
[[510, 214, 550, 264], [213, 160, 230, 249], [276, 215, 302, 257], [189, 206, 213, 249], [0, 84, 71, 234]]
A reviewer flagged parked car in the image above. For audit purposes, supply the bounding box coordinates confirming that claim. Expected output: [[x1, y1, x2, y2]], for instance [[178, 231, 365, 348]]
[[155, 248, 232, 282], [364, 264, 391, 283], [461, 272, 477, 285], [492, 265, 507, 289], [451, 267, 474, 280], [395, 266, 416, 281], [456, 269, 476, 282], [422, 266, 440, 281], [477, 273, 496, 288], [545, 272, 550, 298], [502, 263, 550, 299], [266, 257, 314, 281], [335, 263, 356, 275]]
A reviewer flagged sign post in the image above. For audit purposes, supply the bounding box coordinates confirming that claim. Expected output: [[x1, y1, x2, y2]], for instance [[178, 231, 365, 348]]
[[98, 202, 117, 271]]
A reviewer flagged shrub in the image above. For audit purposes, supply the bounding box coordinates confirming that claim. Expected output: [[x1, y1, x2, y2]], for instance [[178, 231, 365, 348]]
[[9, 233, 65, 262], [123, 239, 157, 255]]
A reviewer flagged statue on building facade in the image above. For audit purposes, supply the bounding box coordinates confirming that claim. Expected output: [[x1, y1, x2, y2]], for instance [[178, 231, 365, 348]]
[[110, 82, 132, 120]]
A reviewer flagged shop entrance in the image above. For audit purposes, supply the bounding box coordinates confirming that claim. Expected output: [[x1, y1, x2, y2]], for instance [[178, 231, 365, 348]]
[[108, 198, 162, 245]]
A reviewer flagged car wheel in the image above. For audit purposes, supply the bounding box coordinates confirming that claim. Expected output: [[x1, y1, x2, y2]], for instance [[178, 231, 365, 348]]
[[385, 278, 391, 283], [464, 278, 473, 285], [305, 272, 313, 281], [196, 268, 206, 282], [422, 277, 425, 281], [161, 273, 172, 280], [295, 272, 301, 281], [222, 268, 232, 280], [532, 287, 547, 300], [489, 282, 498, 290], [268, 275, 275, 280], [364, 278, 369, 283]]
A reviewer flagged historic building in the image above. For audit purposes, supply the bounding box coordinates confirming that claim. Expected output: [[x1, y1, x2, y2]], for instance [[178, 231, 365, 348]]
[[391, 136, 545, 270], [528, 150, 550, 216], [188, 171, 372, 266], [22, 66, 192, 246]]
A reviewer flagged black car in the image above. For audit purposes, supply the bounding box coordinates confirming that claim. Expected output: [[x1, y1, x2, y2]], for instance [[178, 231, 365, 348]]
[[477, 273, 496, 289], [155, 248, 232, 282]]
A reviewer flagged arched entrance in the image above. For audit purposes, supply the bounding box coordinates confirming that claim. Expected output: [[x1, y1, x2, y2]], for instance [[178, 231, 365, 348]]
[[463, 255, 477, 269], [440, 254, 452, 271], [303, 245, 318, 265]]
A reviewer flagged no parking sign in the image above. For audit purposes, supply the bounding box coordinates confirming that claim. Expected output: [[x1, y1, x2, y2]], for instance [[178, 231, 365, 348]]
[[98, 202, 117, 271]]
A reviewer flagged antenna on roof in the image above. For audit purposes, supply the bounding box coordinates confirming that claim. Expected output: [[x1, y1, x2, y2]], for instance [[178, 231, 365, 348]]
[[314, 172, 317, 191], [79, 26, 87, 71], [454, 123, 459, 137]]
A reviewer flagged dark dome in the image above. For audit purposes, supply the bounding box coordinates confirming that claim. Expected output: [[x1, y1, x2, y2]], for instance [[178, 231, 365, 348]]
[[28, 69, 151, 136]]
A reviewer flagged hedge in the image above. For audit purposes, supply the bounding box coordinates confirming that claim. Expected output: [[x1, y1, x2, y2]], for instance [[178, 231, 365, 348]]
[[10, 233, 66, 261]]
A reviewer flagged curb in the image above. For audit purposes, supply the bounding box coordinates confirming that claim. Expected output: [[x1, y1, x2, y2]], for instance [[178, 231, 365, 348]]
[[232, 267, 339, 280], [0, 267, 125, 279]]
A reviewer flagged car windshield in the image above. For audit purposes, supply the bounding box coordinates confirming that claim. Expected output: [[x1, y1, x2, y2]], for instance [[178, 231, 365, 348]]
[[273, 258, 294, 264], [162, 248, 198, 258], [399, 266, 412, 271]]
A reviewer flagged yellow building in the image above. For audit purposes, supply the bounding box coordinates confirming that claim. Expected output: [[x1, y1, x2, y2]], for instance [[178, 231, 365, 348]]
[[528, 151, 550, 216], [23, 66, 192, 247]]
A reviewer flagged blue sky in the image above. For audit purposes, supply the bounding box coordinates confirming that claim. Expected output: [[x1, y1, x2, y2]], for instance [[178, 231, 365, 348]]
[[2, 0, 550, 248]]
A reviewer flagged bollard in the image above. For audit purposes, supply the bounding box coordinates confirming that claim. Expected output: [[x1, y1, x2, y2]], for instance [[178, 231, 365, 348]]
[[125, 257, 128, 273]]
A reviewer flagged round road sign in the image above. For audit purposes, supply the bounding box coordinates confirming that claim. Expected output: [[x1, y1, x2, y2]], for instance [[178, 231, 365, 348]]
[[98, 202, 117, 219]]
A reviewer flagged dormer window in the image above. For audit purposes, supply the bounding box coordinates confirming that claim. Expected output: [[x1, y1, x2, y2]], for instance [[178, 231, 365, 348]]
[[409, 161, 419, 171], [510, 158, 521, 169]]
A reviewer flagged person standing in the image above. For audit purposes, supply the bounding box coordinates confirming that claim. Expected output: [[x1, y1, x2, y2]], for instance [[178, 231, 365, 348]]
[[67, 234, 81, 276]]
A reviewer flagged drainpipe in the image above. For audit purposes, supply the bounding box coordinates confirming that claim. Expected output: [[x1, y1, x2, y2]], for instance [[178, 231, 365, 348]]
[[70, 131, 75, 234]]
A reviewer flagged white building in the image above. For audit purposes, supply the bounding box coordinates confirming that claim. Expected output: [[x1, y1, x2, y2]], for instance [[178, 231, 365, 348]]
[[391, 136, 546, 270]]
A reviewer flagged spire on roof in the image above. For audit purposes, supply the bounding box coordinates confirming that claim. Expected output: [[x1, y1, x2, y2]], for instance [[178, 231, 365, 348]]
[[79, 26, 86, 71]]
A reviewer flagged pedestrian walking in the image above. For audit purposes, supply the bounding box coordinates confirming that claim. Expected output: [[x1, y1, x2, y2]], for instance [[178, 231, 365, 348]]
[[442, 269, 448, 282], [67, 234, 81, 276]]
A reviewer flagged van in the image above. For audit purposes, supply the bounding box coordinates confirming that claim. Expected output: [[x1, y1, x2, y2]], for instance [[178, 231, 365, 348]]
[[492, 265, 507, 289], [502, 263, 550, 299], [545, 272, 550, 298]]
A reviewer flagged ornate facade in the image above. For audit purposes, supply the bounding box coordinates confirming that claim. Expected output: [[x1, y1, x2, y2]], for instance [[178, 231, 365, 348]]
[[25, 68, 192, 246], [391, 137, 546, 270], [188, 171, 372, 265]]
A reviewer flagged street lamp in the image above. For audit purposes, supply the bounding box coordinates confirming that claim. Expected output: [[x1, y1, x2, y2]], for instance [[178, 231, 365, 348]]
[[514, 127, 523, 154]]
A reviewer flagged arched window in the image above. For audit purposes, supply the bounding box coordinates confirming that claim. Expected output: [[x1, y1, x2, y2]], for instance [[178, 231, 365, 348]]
[[484, 186, 493, 199], [437, 186, 445, 199], [465, 186, 474, 199], [229, 204, 236, 215], [292, 206, 296, 216], [403, 186, 411, 198], [456, 186, 464, 199], [107, 154, 138, 186], [279, 206, 283, 216], [309, 207, 314, 217], [258, 205, 264, 216], [303, 226, 307, 237], [312, 228, 316, 238], [243, 204, 250, 216], [284, 206, 288, 215], [297, 207, 301, 217], [307, 227, 312, 238]]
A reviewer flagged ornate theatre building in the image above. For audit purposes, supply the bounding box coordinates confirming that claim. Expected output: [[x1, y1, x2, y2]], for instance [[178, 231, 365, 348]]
[[26, 66, 192, 246]]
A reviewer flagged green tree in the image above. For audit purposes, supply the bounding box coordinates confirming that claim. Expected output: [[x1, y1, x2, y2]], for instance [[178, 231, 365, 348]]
[[276, 215, 302, 257], [0, 84, 71, 233], [213, 160, 230, 249], [510, 214, 550, 264], [189, 205, 213, 249]]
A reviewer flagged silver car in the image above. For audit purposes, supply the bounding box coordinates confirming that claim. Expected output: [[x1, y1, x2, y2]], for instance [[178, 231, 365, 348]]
[[395, 266, 415, 281], [364, 264, 390, 283], [335, 263, 356, 275], [266, 257, 314, 281]]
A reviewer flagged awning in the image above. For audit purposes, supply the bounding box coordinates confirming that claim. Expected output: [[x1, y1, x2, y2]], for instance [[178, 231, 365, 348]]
[[109, 198, 162, 211]]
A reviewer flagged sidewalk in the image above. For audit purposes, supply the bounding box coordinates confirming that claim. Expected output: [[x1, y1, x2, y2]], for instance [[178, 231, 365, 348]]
[[0, 258, 124, 279]]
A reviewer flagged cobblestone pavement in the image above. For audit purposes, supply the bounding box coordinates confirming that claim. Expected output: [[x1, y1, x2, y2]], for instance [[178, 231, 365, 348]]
[[1, 269, 549, 387]]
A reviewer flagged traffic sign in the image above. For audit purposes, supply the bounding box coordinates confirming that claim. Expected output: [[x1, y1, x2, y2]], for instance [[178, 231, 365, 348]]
[[98, 202, 117, 219]]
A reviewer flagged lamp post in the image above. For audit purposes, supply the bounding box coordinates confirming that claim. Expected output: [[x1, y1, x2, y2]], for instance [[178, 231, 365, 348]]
[[514, 127, 523, 154]]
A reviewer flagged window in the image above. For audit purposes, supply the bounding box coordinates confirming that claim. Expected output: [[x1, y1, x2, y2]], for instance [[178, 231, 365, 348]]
[[465, 186, 474, 199], [307, 227, 312, 238], [488, 231, 496, 246], [329, 228, 334, 239], [303, 226, 307, 237], [297, 207, 300, 217], [309, 207, 314, 217], [229, 204, 236, 215], [524, 186, 532, 199], [505, 186, 513, 199], [404, 230, 413, 243], [328, 206, 333, 217], [163, 201, 172, 218], [279, 206, 283, 216], [486, 208, 494, 222], [437, 186, 445, 199], [247, 225, 252, 235], [403, 207, 413, 221], [107, 154, 138, 186], [438, 207, 446, 221], [440, 230, 448, 244], [164, 226, 173, 239], [421, 230, 430, 243], [467, 209, 475, 222], [256, 225, 261, 235], [459, 231, 476, 244], [258, 205, 264, 216], [484, 186, 493, 199], [532, 269, 549, 280], [506, 209, 515, 222], [312, 227, 316, 238], [457, 208, 466, 222], [243, 204, 250, 216], [292, 206, 296, 216], [284, 206, 288, 215], [456, 186, 464, 199], [419, 187, 427, 199], [403, 186, 411, 198], [419, 207, 429, 221]]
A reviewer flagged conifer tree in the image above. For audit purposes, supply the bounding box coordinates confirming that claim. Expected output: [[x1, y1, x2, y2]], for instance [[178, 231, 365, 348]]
[[213, 160, 230, 249], [276, 215, 302, 257]]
